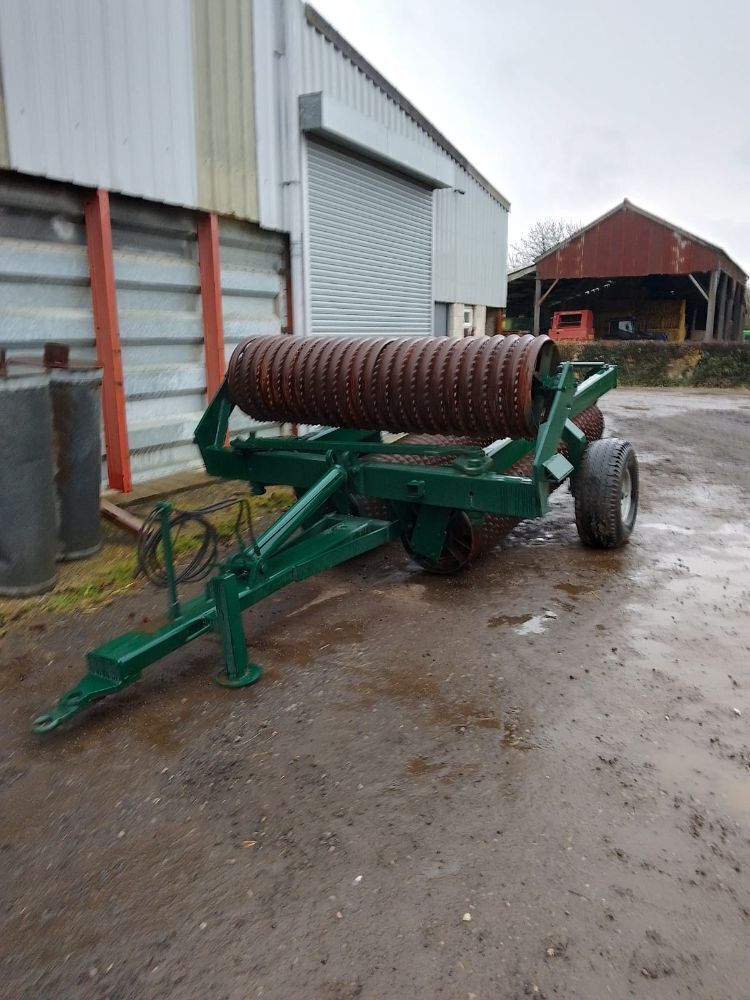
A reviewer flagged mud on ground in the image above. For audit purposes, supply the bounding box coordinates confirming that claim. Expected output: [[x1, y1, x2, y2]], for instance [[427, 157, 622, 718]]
[[1, 388, 749, 999]]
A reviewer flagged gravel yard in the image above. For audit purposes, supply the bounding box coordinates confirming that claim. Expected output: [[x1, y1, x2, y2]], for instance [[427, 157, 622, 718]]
[[1, 387, 749, 999]]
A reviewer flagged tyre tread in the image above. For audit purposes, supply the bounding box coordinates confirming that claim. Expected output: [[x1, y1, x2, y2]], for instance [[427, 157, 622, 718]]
[[572, 438, 638, 548]]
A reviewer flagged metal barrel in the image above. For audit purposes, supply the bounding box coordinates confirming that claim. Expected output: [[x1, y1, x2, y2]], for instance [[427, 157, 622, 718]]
[[227, 333, 560, 440], [50, 368, 103, 560], [0, 372, 58, 596]]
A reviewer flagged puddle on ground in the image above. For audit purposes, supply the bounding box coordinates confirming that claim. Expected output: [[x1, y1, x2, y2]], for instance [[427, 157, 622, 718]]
[[487, 609, 558, 635], [515, 614, 552, 635], [405, 756, 481, 783], [554, 581, 596, 597], [351, 668, 500, 730], [285, 586, 350, 619], [258, 618, 368, 665], [653, 746, 750, 825], [486, 613, 532, 628]]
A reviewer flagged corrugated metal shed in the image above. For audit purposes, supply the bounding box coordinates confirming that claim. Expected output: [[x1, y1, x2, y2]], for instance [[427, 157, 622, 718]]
[[0, 0, 198, 209], [0, 0, 261, 221], [192, 0, 258, 220], [536, 200, 747, 285], [300, 4, 508, 308], [434, 176, 508, 307], [219, 215, 286, 443], [109, 197, 286, 483], [0, 173, 93, 360]]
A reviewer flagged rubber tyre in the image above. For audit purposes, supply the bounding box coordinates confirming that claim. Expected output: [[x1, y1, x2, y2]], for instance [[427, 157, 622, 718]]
[[572, 438, 638, 548]]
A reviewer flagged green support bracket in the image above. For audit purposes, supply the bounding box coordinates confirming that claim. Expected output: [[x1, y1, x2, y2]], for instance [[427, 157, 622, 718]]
[[562, 419, 587, 469], [485, 437, 534, 473], [532, 363, 577, 509], [212, 572, 262, 688], [156, 501, 181, 621], [569, 364, 617, 416], [408, 504, 452, 561], [541, 453, 573, 484]]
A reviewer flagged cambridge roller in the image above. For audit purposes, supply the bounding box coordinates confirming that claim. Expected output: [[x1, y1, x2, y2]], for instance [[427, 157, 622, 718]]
[[227, 333, 561, 440], [33, 333, 638, 734]]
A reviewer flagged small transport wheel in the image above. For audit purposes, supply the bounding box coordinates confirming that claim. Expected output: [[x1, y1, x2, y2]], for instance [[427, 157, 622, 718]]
[[572, 438, 638, 548]]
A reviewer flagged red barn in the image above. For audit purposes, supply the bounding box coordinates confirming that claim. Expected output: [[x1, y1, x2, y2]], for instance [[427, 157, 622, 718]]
[[507, 201, 747, 341]]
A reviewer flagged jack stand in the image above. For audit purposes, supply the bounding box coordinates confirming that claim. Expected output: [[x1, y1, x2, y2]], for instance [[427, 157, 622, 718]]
[[211, 571, 262, 688]]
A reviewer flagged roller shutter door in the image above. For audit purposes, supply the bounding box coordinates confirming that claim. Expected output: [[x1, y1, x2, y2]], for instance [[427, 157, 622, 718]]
[[307, 141, 433, 336]]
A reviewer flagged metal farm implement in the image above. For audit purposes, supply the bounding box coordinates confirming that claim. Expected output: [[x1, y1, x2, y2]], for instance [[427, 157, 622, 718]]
[[32, 333, 639, 733]]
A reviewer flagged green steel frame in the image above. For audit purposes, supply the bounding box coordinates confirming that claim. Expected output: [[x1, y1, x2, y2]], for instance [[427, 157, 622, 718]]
[[31, 361, 616, 733]]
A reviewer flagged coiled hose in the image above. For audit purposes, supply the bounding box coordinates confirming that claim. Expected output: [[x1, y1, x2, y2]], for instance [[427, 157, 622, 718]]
[[135, 497, 258, 588]]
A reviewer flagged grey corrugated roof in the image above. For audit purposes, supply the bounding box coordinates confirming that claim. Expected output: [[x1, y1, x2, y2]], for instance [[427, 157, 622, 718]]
[[305, 5, 510, 210]]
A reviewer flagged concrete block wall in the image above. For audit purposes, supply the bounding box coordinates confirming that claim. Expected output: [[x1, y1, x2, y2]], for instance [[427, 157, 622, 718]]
[[446, 302, 488, 338]]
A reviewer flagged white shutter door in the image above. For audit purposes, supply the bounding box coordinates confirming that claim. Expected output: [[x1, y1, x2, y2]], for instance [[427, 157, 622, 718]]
[[307, 141, 433, 336]]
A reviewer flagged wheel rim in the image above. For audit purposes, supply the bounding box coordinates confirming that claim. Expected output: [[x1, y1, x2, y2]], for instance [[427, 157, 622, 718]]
[[620, 465, 633, 522]]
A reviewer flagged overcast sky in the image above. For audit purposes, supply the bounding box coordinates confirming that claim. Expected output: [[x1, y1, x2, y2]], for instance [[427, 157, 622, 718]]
[[312, 0, 750, 272]]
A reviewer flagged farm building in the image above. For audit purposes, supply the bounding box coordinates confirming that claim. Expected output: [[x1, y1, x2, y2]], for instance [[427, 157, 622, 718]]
[[506, 200, 747, 342], [0, 0, 509, 490]]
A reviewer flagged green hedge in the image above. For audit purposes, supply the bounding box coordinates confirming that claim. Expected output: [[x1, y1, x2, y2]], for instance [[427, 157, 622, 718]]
[[555, 341, 750, 388]]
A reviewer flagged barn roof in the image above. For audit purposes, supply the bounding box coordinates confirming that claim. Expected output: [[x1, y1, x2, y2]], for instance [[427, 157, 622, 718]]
[[535, 200, 747, 285]]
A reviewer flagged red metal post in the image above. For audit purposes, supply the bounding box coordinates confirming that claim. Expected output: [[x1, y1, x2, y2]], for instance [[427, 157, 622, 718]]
[[84, 188, 131, 493], [282, 238, 294, 335], [197, 213, 226, 399]]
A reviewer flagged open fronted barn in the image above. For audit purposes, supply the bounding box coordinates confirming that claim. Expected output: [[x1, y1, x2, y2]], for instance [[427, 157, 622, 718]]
[[507, 200, 747, 341]]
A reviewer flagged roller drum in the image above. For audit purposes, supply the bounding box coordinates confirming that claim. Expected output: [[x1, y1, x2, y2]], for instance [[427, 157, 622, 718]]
[[359, 405, 606, 571], [227, 334, 560, 440]]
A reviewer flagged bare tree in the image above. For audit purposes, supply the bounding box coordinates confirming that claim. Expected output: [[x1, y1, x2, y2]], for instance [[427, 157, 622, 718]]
[[508, 217, 582, 270]]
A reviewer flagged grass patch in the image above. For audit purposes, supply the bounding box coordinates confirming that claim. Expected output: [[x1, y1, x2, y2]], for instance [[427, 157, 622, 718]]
[[0, 485, 294, 630]]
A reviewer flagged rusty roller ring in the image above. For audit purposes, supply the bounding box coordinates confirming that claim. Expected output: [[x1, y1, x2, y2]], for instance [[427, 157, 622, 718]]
[[358, 404, 605, 573], [226, 334, 560, 440]]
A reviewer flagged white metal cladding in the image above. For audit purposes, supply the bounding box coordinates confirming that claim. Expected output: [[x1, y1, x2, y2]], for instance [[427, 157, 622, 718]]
[[0, 174, 94, 361], [218, 216, 286, 439], [192, 0, 259, 220], [110, 199, 286, 483], [434, 173, 508, 307], [110, 196, 204, 483], [0, 0, 197, 210], [299, 9, 508, 308], [306, 141, 433, 335], [301, 17, 440, 155]]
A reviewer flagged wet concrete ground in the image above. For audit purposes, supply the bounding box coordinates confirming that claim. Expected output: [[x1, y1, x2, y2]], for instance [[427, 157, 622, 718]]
[[1, 387, 749, 999]]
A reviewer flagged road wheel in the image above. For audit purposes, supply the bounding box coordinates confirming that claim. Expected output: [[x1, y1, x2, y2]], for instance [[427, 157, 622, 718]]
[[572, 438, 638, 548]]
